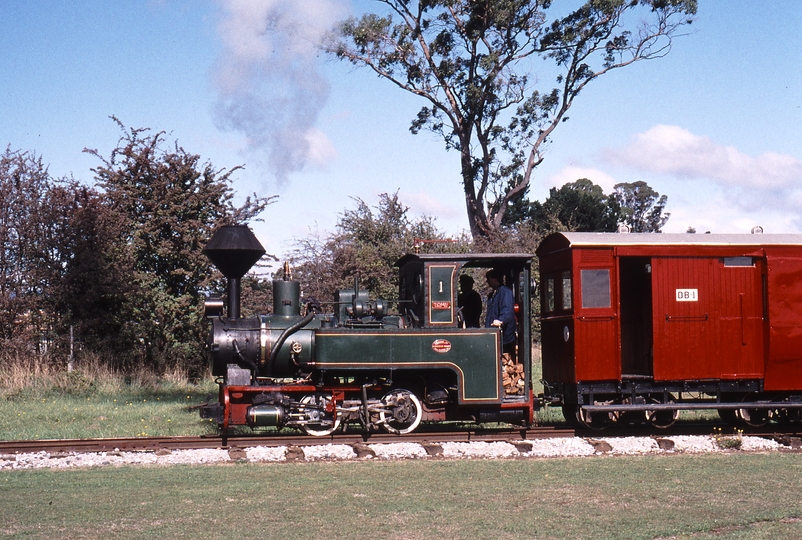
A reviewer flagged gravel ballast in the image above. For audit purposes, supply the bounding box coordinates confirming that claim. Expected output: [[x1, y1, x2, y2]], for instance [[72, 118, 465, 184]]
[[0, 434, 791, 470]]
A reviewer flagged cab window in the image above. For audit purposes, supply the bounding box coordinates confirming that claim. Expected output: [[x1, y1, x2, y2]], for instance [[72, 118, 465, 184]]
[[543, 271, 573, 314], [561, 270, 572, 311], [545, 277, 556, 313]]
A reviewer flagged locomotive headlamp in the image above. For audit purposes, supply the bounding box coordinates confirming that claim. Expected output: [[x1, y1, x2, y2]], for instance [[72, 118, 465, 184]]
[[204, 295, 224, 318]]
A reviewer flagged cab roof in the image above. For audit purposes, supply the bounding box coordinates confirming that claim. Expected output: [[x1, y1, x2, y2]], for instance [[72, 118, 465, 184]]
[[396, 252, 532, 268]]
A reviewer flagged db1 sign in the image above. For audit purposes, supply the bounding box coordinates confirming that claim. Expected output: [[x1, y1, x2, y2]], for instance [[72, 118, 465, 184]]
[[676, 289, 698, 302]]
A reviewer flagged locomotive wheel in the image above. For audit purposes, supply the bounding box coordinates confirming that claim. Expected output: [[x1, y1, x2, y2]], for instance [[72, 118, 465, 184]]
[[379, 389, 422, 434], [299, 394, 341, 436]]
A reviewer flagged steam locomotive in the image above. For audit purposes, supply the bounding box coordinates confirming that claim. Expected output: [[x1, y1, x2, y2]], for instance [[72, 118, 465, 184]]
[[199, 225, 535, 435], [200, 225, 802, 434]]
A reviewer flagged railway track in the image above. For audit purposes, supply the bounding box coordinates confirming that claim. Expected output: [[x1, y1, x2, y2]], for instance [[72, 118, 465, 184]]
[[4, 422, 800, 457], [0, 425, 573, 455]]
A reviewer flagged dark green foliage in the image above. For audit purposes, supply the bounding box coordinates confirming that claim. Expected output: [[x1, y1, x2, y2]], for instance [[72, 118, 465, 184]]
[[530, 178, 621, 233], [0, 148, 53, 344], [1, 128, 273, 375], [239, 274, 273, 318], [0, 148, 132, 361], [44, 181, 131, 354], [332, 0, 695, 238], [289, 192, 451, 311], [83, 119, 274, 373]]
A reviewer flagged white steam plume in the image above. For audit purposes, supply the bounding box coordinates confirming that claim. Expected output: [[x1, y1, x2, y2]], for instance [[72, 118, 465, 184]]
[[213, 0, 347, 184]]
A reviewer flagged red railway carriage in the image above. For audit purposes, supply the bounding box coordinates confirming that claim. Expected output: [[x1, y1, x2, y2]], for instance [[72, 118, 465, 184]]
[[536, 231, 802, 429]]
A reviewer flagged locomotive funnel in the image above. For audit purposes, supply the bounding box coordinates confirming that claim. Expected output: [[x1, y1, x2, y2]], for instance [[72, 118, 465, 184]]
[[203, 225, 265, 319]]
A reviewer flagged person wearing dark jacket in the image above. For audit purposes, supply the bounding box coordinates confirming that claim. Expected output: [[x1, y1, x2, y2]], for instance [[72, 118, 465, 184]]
[[457, 274, 482, 328], [485, 269, 517, 356]]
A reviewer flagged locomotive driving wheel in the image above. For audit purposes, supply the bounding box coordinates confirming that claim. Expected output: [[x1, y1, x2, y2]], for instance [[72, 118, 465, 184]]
[[379, 389, 422, 434], [299, 394, 341, 436]]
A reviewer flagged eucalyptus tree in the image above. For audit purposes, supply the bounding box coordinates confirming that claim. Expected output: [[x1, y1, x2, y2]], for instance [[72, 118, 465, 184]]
[[331, 0, 696, 239], [612, 180, 670, 232], [531, 178, 620, 233]]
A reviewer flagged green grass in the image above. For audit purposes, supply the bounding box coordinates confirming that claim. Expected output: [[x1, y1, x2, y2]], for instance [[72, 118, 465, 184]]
[[2, 453, 801, 539], [0, 342, 721, 440], [0, 382, 219, 440]]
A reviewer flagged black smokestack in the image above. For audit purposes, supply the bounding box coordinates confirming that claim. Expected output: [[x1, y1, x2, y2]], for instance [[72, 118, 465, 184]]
[[203, 225, 265, 319]]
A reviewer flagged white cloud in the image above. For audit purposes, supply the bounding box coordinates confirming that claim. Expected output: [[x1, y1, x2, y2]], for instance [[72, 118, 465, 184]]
[[401, 190, 463, 221], [604, 124, 802, 190], [304, 128, 338, 169], [591, 124, 802, 233]]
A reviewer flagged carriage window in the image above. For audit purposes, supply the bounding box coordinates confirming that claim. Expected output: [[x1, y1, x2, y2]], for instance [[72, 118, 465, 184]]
[[724, 257, 754, 267], [580, 269, 611, 308], [545, 277, 555, 313], [561, 271, 572, 311]]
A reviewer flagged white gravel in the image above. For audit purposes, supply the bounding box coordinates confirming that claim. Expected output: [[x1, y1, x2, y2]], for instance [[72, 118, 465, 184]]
[[604, 436, 660, 455], [528, 437, 598, 457], [440, 441, 519, 459], [368, 442, 429, 460], [0, 433, 791, 470]]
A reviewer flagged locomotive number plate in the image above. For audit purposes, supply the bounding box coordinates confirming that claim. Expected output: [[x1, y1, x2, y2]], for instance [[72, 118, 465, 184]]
[[431, 339, 452, 353], [675, 289, 698, 301]]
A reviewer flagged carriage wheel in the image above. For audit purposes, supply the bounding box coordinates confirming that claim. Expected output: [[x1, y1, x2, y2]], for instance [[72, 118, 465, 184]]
[[736, 401, 770, 427], [735, 394, 771, 427], [565, 404, 614, 430], [717, 408, 739, 426], [645, 396, 679, 429], [645, 408, 678, 429], [379, 389, 422, 434]]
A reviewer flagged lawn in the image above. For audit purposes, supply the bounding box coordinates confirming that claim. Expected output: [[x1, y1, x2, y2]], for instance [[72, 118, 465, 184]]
[[0, 382, 219, 440], [2, 453, 801, 539]]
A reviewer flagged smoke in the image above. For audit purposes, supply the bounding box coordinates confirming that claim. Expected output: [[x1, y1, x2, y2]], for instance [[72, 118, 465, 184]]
[[213, 0, 347, 184]]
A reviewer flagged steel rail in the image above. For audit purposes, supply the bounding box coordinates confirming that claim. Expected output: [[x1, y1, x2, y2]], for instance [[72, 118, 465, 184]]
[[0, 426, 573, 455]]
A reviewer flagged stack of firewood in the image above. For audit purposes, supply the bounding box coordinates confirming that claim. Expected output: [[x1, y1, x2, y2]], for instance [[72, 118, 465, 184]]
[[502, 353, 525, 395]]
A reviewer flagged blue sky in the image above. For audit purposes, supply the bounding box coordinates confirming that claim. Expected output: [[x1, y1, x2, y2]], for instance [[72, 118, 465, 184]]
[[2, 1, 801, 266]]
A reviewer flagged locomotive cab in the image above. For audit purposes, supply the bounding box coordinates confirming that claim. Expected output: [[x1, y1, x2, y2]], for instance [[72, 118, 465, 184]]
[[395, 252, 534, 401]]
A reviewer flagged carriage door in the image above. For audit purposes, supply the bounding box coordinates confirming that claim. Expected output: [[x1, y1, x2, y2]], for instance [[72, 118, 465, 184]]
[[619, 257, 653, 377], [652, 256, 764, 380], [715, 257, 764, 378], [574, 263, 620, 381]]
